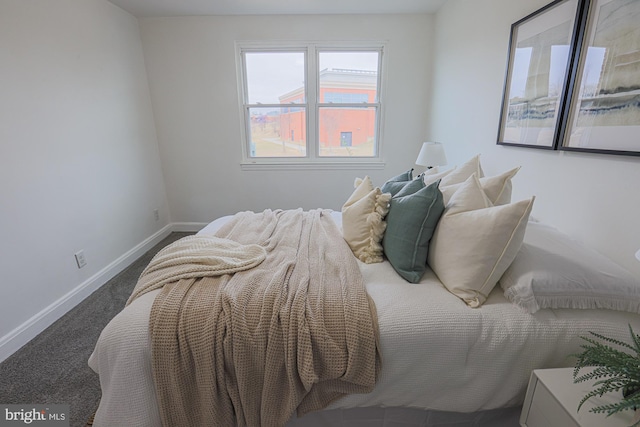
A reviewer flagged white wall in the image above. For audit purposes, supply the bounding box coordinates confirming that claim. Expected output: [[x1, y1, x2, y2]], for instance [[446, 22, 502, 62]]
[[139, 14, 435, 222], [0, 0, 169, 360], [430, 0, 640, 276]]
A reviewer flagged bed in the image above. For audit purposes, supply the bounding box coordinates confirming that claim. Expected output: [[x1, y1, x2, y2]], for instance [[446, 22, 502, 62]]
[[88, 158, 640, 427]]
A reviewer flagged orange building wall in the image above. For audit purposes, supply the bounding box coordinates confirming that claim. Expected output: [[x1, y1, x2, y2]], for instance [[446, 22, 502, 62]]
[[279, 87, 376, 148]]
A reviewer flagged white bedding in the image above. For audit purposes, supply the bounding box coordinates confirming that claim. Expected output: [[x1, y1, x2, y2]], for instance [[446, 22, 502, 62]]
[[88, 212, 640, 426]]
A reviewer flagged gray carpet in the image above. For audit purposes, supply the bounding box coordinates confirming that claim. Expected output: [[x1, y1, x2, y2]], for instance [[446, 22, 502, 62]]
[[0, 232, 191, 427]]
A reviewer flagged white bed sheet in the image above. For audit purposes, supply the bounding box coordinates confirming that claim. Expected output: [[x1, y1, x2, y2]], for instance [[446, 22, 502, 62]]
[[88, 212, 640, 426]]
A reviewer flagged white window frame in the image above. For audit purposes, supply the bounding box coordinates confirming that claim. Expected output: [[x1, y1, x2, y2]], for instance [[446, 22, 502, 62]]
[[235, 41, 387, 170]]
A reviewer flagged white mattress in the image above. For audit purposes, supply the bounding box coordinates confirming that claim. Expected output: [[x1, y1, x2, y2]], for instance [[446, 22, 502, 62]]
[[88, 212, 640, 426]]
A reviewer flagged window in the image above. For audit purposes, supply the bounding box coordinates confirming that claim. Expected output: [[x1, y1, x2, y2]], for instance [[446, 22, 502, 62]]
[[237, 43, 384, 167]]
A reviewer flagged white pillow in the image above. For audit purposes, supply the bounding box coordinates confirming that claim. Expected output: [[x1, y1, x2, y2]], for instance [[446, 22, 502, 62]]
[[423, 168, 454, 186], [423, 166, 440, 176], [439, 154, 484, 187], [427, 175, 534, 307], [500, 221, 640, 314], [342, 176, 391, 264], [440, 166, 520, 206]]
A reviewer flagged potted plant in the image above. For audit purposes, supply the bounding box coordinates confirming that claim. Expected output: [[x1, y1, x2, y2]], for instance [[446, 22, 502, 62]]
[[573, 325, 640, 426]]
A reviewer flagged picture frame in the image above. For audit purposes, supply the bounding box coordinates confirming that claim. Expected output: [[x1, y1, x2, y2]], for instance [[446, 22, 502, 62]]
[[561, 0, 640, 156], [497, 0, 585, 149]]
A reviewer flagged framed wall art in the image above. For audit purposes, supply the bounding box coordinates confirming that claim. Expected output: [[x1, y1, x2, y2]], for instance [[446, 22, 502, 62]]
[[561, 0, 640, 156], [497, 0, 585, 149]]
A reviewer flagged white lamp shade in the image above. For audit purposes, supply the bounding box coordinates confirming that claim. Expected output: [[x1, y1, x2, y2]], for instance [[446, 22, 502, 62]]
[[636, 249, 640, 261], [416, 142, 447, 168]]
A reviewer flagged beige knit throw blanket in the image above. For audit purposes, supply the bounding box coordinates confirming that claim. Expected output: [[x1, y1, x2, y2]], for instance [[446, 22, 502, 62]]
[[126, 235, 267, 305], [129, 208, 381, 427]]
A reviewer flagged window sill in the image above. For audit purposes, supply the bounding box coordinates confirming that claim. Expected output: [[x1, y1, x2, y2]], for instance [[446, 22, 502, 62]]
[[240, 161, 386, 171]]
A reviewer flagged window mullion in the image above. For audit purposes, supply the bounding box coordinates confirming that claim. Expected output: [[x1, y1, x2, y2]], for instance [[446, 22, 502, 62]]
[[246, 103, 285, 109], [317, 103, 380, 108], [306, 46, 318, 160]]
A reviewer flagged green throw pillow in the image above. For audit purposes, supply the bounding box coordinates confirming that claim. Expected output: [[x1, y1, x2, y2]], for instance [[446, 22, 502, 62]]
[[380, 168, 414, 196], [383, 179, 445, 283]]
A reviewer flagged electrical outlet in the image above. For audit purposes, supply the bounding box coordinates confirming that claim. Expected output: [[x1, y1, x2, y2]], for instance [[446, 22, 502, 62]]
[[154, 209, 159, 221], [74, 250, 87, 269]]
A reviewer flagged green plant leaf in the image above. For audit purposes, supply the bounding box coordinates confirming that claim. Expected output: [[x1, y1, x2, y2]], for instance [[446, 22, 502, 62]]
[[573, 324, 640, 426]]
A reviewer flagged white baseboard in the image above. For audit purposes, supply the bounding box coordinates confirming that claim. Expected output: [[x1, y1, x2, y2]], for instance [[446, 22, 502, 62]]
[[171, 222, 208, 232], [0, 224, 174, 364]]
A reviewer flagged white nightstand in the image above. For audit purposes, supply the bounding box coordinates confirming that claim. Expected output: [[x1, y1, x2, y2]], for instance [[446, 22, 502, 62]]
[[521, 368, 638, 427]]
